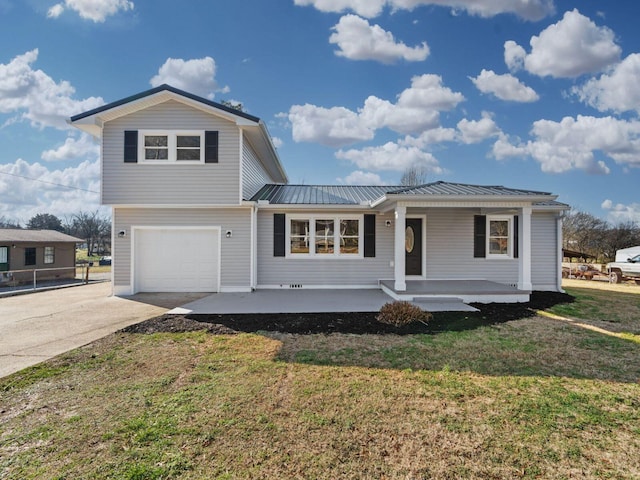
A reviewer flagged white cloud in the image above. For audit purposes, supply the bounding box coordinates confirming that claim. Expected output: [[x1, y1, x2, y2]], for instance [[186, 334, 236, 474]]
[[504, 40, 526, 71], [41, 133, 99, 162], [150, 57, 223, 100], [47, 4, 65, 18], [601, 199, 640, 224], [471, 69, 539, 102], [336, 142, 443, 173], [492, 115, 640, 174], [47, 0, 134, 22], [359, 96, 439, 135], [329, 14, 429, 64], [288, 104, 374, 147], [0, 158, 104, 223], [271, 136, 283, 149], [492, 133, 527, 160], [400, 127, 457, 148], [359, 74, 463, 134], [295, 0, 554, 21], [508, 9, 621, 78], [294, 0, 387, 18], [573, 54, 640, 114], [286, 74, 463, 145], [0, 49, 104, 129], [338, 170, 386, 185], [457, 113, 501, 144]]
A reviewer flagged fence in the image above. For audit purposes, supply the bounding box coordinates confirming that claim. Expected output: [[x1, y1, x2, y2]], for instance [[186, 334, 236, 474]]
[[0, 265, 97, 291]]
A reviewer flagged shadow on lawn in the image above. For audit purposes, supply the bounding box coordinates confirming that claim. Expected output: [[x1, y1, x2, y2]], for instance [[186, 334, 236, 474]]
[[123, 291, 574, 336]]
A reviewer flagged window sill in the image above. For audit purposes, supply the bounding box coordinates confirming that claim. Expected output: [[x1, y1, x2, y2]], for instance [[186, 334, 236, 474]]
[[285, 254, 364, 260], [137, 161, 205, 165]]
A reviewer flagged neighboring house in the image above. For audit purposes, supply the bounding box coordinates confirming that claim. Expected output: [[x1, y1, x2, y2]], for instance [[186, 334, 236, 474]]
[[70, 85, 568, 302], [0, 229, 83, 285]]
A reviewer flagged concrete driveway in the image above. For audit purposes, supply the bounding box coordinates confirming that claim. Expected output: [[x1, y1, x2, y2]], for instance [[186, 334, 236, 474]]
[[0, 282, 206, 378]]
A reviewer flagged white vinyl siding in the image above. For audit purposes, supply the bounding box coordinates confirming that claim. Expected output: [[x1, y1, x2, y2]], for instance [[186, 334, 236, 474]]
[[531, 211, 560, 289], [113, 207, 252, 291], [102, 100, 241, 205], [242, 138, 271, 200], [257, 210, 394, 287], [424, 208, 518, 284]]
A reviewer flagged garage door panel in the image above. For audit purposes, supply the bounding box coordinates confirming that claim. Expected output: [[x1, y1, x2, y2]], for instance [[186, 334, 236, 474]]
[[135, 228, 219, 293]]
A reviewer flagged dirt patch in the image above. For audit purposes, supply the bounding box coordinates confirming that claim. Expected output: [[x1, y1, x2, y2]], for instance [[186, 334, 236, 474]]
[[122, 291, 573, 336]]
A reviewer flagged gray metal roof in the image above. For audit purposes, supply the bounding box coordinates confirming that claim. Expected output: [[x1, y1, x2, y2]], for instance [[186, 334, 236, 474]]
[[251, 181, 557, 205], [390, 181, 552, 196], [0, 229, 84, 243], [532, 200, 570, 209], [251, 184, 396, 204]]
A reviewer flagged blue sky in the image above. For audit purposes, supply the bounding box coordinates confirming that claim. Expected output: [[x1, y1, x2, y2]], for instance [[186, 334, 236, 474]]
[[1, 0, 639, 224]]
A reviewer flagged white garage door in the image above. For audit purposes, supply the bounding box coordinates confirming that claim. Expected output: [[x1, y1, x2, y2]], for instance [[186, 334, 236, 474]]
[[134, 228, 219, 292]]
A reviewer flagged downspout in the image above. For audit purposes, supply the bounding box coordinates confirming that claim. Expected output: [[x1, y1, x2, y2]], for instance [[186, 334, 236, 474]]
[[110, 207, 115, 296], [557, 213, 565, 293], [250, 203, 257, 291]]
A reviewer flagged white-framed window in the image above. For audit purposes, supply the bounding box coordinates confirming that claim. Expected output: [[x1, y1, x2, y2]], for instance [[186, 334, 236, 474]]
[[44, 246, 55, 264], [286, 215, 363, 257], [0, 246, 8, 268], [487, 215, 512, 258], [139, 130, 204, 164]]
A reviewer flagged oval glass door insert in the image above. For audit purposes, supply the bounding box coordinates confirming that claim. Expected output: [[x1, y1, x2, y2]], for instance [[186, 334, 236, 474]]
[[405, 226, 415, 253]]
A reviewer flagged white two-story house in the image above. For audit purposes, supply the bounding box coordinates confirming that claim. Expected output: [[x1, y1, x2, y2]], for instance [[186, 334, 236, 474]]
[[71, 85, 567, 302]]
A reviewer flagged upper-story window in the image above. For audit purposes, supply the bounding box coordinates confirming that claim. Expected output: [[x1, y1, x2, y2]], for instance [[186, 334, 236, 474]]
[[139, 131, 204, 164]]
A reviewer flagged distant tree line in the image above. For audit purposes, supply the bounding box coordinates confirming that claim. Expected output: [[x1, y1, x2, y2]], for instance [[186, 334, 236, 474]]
[[563, 209, 640, 262], [0, 211, 111, 255]]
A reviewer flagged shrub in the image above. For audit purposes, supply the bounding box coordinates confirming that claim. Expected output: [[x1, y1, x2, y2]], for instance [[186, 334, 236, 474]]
[[376, 301, 432, 327]]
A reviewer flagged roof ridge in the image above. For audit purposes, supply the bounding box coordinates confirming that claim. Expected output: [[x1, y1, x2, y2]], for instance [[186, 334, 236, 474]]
[[70, 84, 260, 123]]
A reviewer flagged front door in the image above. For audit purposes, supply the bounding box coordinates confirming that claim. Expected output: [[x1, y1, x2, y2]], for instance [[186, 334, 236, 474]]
[[405, 218, 422, 276]]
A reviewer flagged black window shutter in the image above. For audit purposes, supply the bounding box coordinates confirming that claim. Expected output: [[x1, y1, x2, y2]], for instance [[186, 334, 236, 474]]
[[124, 130, 138, 163], [474, 215, 486, 258], [364, 214, 376, 258], [513, 215, 519, 259], [273, 213, 285, 257], [205, 131, 219, 163]]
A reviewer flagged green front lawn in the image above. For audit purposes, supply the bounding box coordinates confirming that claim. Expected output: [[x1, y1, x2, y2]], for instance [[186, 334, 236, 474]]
[[1, 286, 639, 479]]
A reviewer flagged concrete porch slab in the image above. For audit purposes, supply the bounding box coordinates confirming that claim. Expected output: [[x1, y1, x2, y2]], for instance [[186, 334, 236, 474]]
[[380, 279, 530, 304], [412, 297, 479, 312], [169, 289, 395, 315]]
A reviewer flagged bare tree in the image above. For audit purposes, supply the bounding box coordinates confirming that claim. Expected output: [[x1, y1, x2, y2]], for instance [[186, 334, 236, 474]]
[[70, 211, 111, 255], [220, 100, 244, 112], [562, 209, 608, 259], [400, 166, 428, 186], [0, 216, 21, 228], [600, 221, 640, 262]]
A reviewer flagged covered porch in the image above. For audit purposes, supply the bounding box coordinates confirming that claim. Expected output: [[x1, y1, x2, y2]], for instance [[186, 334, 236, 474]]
[[375, 194, 541, 297]]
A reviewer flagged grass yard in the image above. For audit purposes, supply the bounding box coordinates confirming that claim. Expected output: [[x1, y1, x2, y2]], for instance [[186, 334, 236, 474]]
[[1, 284, 639, 479], [76, 248, 111, 275]]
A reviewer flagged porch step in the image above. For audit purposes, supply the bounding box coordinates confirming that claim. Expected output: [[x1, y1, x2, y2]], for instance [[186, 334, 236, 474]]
[[411, 297, 479, 312]]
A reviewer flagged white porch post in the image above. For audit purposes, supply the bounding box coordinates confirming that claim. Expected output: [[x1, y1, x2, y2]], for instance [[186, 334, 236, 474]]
[[518, 206, 532, 291], [394, 205, 406, 291]]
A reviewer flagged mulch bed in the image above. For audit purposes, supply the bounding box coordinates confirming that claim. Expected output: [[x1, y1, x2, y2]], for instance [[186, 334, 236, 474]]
[[122, 291, 574, 336]]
